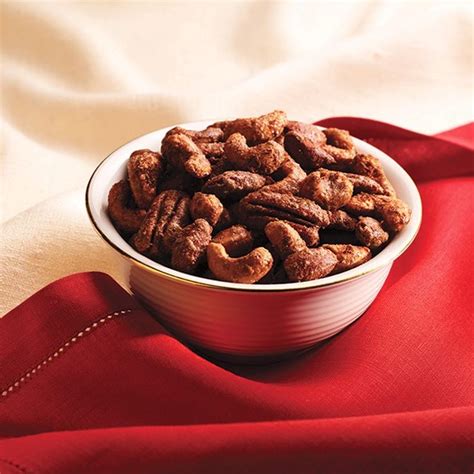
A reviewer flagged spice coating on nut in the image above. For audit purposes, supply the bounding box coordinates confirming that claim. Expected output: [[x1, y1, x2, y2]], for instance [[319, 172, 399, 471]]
[[127, 149, 164, 209], [213, 225, 254, 257], [171, 219, 212, 274], [284, 248, 338, 282], [216, 110, 287, 145], [323, 244, 372, 273], [132, 190, 190, 258], [190, 192, 224, 227], [161, 133, 212, 178], [350, 154, 396, 197], [299, 170, 354, 211], [202, 171, 270, 200], [108, 180, 146, 234], [264, 221, 307, 259], [225, 133, 286, 175], [207, 242, 273, 283], [355, 216, 389, 249]]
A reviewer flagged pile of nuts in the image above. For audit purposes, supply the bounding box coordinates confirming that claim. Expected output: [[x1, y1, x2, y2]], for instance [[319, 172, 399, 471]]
[[108, 111, 411, 284]]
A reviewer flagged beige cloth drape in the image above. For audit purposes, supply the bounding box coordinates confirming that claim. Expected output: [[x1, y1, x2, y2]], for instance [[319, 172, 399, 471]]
[[1, 0, 472, 315]]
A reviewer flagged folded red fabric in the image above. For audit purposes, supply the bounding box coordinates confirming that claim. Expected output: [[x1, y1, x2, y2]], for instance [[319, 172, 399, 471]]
[[0, 119, 472, 474]]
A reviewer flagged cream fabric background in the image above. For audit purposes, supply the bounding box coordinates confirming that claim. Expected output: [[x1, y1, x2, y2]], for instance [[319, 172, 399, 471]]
[[1, 0, 473, 315]]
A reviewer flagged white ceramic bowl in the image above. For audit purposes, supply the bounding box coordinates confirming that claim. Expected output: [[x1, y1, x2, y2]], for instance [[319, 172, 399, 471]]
[[86, 120, 422, 363]]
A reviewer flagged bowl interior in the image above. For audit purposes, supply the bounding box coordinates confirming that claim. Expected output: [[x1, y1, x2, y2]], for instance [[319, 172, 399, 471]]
[[86, 120, 422, 292]]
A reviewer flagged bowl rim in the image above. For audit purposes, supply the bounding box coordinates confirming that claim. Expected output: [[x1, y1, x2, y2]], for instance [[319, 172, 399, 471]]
[[86, 119, 422, 293]]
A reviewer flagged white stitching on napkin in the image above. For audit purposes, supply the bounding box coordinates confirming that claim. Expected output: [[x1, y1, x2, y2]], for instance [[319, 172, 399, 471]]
[[1, 309, 133, 400]]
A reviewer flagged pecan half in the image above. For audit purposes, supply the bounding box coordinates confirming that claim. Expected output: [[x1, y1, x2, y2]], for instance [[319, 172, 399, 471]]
[[171, 219, 212, 274], [132, 190, 190, 258], [202, 171, 270, 200], [284, 121, 331, 170], [237, 190, 328, 245], [239, 190, 331, 228]]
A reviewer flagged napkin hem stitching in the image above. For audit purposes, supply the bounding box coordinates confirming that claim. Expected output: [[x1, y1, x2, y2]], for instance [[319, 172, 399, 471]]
[[0, 308, 133, 402]]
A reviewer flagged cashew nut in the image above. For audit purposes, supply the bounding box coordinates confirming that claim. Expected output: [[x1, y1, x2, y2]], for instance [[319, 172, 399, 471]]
[[224, 133, 286, 175], [264, 221, 307, 259], [207, 242, 273, 283]]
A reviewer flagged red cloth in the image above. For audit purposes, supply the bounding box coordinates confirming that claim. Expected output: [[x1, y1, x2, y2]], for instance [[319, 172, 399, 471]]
[[0, 119, 473, 474]]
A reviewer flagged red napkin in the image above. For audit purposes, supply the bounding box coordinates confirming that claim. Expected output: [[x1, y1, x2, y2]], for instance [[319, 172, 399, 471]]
[[1, 119, 473, 474]]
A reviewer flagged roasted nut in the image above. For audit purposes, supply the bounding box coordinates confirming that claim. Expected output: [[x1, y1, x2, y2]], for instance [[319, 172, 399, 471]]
[[261, 178, 301, 195], [171, 219, 212, 273], [343, 192, 378, 216], [327, 210, 357, 231], [322, 128, 356, 165], [127, 149, 164, 209], [299, 170, 354, 211], [108, 180, 146, 234], [215, 110, 287, 145], [236, 215, 320, 247], [345, 193, 411, 232], [341, 172, 385, 195], [132, 190, 190, 258], [323, 244, 372, 273], [272, 154, 307, 182], [198, 142, 225, 159], [263, 155, 307, 194], [190, 192, 224, 226], [284, 248, 338, 282], [239, 190, 331, 228], [350, 154, 396, 197], [212, 225, 254, 257], [283, 221, 319, 246], [225, 133, 286, 175], [285, 121, 327, 142], [165, 126, 224, 144], [161, 133, 211, 178], [238, 191, 326, 246], [355, 216, 389, 249], [207, 242, 273, 283], [372, 195, 412, 232], [202, 171, 270, 200], [284, 121, 332, 170], [264, 221, 307, 259]]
